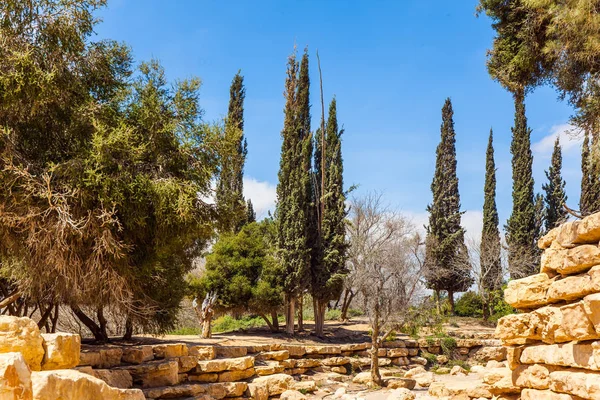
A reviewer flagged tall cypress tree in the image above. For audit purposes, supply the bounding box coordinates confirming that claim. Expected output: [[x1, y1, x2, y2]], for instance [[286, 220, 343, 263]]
[[425, 98, 472, 314], [506, 93, 537, 278], [481, 129, 502, 320], [216, 72, 247, 234], [275, 49, 312, 335], [246, 199, 256, 224], [581, 132, 592, 216], [312, 98, 348, 336], [542, 137, 567, 230]]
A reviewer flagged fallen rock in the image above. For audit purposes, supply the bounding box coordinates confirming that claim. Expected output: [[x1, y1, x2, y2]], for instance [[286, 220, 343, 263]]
[[385, 378, 416, 390], [293, 380, 317, 392], [280, 389, 307, 400], [386, 388, 415, 400], [450, 365, 468, 376], [251, 373, 294, 396], [352, 371, 371, 384], [0, 352, 32, 400], [0, 316, 44, 371], [41, 333, 80, 370]]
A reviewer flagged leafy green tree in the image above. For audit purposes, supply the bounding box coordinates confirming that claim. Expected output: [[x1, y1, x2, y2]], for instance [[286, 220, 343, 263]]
[[480, 129, 502, 320], [216, 72, 247, 234], [506, 95, 537, 278], [246, 199, 256, 224], [425, 98, 472, 314], [193, 221, 283, 335], [543, 138, 567, 229], [311, 99, 349, 336], [0, 0, 222, 339], [276, 49, 312, 335]]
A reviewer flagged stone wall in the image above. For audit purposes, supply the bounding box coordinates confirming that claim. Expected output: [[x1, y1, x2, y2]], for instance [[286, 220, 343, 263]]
[[492, 212, 600, 400]]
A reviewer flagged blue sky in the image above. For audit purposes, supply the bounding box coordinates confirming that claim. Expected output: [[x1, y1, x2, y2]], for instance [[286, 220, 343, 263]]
[[95, 0, 581, 238]]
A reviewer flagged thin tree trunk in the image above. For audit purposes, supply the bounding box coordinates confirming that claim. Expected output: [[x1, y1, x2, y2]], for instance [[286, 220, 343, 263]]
[[271, 310, 279, 331], [123, 316, 133, 340], [259, 313, 277, 332], [314, 298, 327, 337], [482, 296, 490, 321], [370, 302, 383, 386], [448, 290, 455, 315], [285, 294, 295, 335], [50, 304, 59, 333], [97, 308, 109, 340], [340, 290, 355, 321], [71, 306, 109, 342], [0, 291, 20, 311], [0, 284, 17, 315], [435, 290, 441, 314], [37, 303, 54, 331], [297, 295, 304, 332], [201, 316, 212, 338]]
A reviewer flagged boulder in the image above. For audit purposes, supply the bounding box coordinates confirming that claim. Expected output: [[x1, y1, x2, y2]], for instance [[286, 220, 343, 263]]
[[41, 333, 80, 370], [0, 316, 44, 371], [280, 389, 307, 400], [121, 346, 153, 365], [0, 352, 32, 400], [576, 212, 600, 244], [450, 365, 468, 375], [31, 369, 144, 400], [352, 371, 371, 384], [251, 373, 294, 396], [247, 382, 269, 400], [386, 388, 415, 400], [512, 364, 558, 390], [413, 372, 433, 387], [385, 378, 416, 390], [404, 366, 426, 378]]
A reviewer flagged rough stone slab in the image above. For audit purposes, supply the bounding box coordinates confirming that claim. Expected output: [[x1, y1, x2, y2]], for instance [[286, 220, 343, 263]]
[[304, 345, 341, 355], [178, 355, 199, 373], [88, 369, 133, 389], [576, 213, 600, 244], [522, 388, 585, 400], [197, 356, 254, 373], [512, 363, 559, 390], [152, 343, 188, 359], [41, 333, 80, 370], [215, 346, 247, 358], [320, 357, 351, 367], [251, 374, 294, 396], [505, 273, 556, 309], [117, 359, 179, 388], [539, 228, 560, 249], [549, 369, 600, 399], [0, 352, 32, 400], [79, 347, 123, 369], [217, 367, 255, 382], [387, 348, 409, 358], [188, 372, 218, 383], [121, 346, 153, 364], [469, 346, 507, 362], [189, 345, 216, 360], [278, 345, 306, 357], [255, 350, 289, 361], [0, 316, 44, 371], [32, 369, 144, 400], [548, 266, 600, 304]]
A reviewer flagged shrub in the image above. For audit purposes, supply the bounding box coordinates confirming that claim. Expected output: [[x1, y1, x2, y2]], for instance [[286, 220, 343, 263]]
[[440, 337, 457, 356], [212, 315, 266, 333], [348, 308, 364, 317], [455, 291, 483, 318], [325, 309, 342, 320], [490, 288, 515, 322]]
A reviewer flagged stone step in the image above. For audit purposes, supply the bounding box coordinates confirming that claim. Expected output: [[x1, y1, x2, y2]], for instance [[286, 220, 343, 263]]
[[142, 381, 247, 399]]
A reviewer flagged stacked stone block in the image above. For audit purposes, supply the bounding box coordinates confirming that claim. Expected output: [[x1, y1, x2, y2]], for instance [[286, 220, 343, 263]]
[[495, 212, 600, 400]]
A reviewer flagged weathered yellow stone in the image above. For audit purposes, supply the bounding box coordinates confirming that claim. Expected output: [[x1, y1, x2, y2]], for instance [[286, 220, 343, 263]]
[[387, 348, 409, 358], [41, 333, 80, 370], [482, 367, 521, 395], [255, 350, 289, 361], [553, 302, 597, 343], [0, 352, 32, 400], [88, 369, 133, 389], [542, 249, 566, 274], [278, 345, 305, 357], [217, 367, 255, 382], [251, 373, 294, 396], [539, 228, 560, 249], [550, 369, 600, 399], [118, 359, 179, 388], [505, 273, 555, 309], [152, 343, 188, 359], [556, 221, 581, 248], [32, 369, 144, 400], [519, 341, 600, 371], [197, 356, 254, 373], [188, 345, 216, 360], [215, 346, 247, 358], [522, 388, 585, 400], [562, 245, 600, 275], [280, 389, 307, 400], [121, 346, 153, 364], [576, 212, 600, 244], [0, 317, 44, 371], [512, 364, 559, 390], [304, 345, 341, 355], [188, 372, 218, 383], [547, 266, 600, 303], [248, 382, 269, 400]]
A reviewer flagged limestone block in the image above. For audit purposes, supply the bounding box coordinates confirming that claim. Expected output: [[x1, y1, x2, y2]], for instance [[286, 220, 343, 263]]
[[280, 389, 306, 400], [320, 356, 351, 366], [41, 333, 80, 370], [0, 352, 32, 400], [576, 212, 600, 244], [519, 341, 600, 371], [542, 249, 567, 274], [251, 373, 294, 396], [548, 266, 600, 304], [522, 388, 585, 400], [255, 350, 289, 361], [188, 372, 218, 383], [293, 359, 320, 368], [0, 316, 44, 371], [88, 369, 133, 389], [562, 245, 600, 275], [78, 347, 123, 369], [121, 346, 153, 364], [142, 383, 207, 399], [512, 364, 559, 390], [304, 345, 341, 355], [340, 343, 370, 352], [254, 361, 284, 376], [330, 366, 346, 374], [391, 357, 409, 366], [197, 356, 254, 373], [31, 370, 144, 400], [469, 346, 507, 362], [387, 348, 409, 358], [215, 346, 247, 358], [217, 367, 255, 382], [556, 221, 581, 248], [387, 388, 416, 400], [217, 381, 247, 397], [505, 273, 555, 309], [292, 380, 317, 392], [506, 346, 524, 370], [278, 345, 305, 357], [178, 355, 199, 373], [483, 367, 521, 394], [152, 343, 188, 359], [385, 378, 416, 390], [383, 340, 406, 348], [247, 382, 269, 400], [118, 359, 179, 388], [553, 302, 597, 342], [539, 228, 560, 249], [188, 345, 216, 360], [549, 369, 600, 399]]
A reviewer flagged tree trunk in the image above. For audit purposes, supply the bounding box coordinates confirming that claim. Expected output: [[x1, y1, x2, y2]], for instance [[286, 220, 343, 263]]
[[314, 298, 327, 337], [448, 290, 455, 315], [271, 310, 279, 331], [97, 308, 109, 340], [340, 290, 355, 321], [435, 290, 441, 314], [482, 297, 490, 321], [259, 314, 277, 332], [284, 294, 295, 335], [201, 316, 212, 338], [0, 291, 20, 312], [37, 303, 54, 331], [193, 294, 216, 339], [123, 316, 133, 340], [71, 306, 109, 342], [297, 295, 304, 332], [50, 304, 59, 333], [370, 302, 383, 386]]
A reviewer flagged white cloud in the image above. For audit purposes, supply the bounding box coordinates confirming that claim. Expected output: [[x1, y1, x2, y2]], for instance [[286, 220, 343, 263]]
[[243, 177, 277, 219], [532, 123, 583, 155], [404, 209, 483, 241]]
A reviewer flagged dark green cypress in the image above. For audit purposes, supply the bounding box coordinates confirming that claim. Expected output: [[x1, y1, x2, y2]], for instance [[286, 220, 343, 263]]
[[425, 98, 472, 314], [542, 137, 567, 230], [586, 132, 600, 215], [481, 129, 502, 320], [275, 49, 312, 335], [312, 99, 348, 336], [581, 132, 594, 216], [216, 72, 247, 234], [506, 93, 537, 278], [246, 199, 256, 224]]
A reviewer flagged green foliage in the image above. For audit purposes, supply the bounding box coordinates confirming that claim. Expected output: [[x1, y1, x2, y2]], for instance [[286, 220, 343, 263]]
[[425, 99, 472, 298], [506, 95, 538, 278], [490, 288, 515, 323], [211, 315, 266, 333], [543, 138, 567, 230], [421, 352, 437, 367], [455, 291, 484, 318], [348, 308, 364, 317], [325, 309, 342, 320], [168, 326, 201, 335], [441, 337, 457, 357]]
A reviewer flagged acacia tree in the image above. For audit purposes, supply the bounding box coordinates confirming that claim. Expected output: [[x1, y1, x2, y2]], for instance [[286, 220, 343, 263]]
[[0, 0, 223, 340], [349, 193, 425, 386]]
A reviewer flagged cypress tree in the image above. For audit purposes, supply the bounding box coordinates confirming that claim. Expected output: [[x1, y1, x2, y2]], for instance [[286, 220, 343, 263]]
[[216, 72, 247, 234], [481, 129, 502, 320], [506, 93, 537, 278], [581, 132, 592, 216], [584, 132, 600, 215], [312, 98, 348, 336], [542, 137, 567, 229], [424, 98, 472, 314], [246, 199, 256, 224], [275, 49, 312, 335]]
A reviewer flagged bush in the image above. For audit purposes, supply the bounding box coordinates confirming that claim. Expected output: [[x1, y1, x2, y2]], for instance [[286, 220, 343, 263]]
[[440, 337, 457, 356], [212, 315, 266, 333], [490, 288, 515, 322], [167, 326, 201, 335], [455, 291, 483, 318], [348, 308, 364, 317], [325, 309, 342, 320]]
